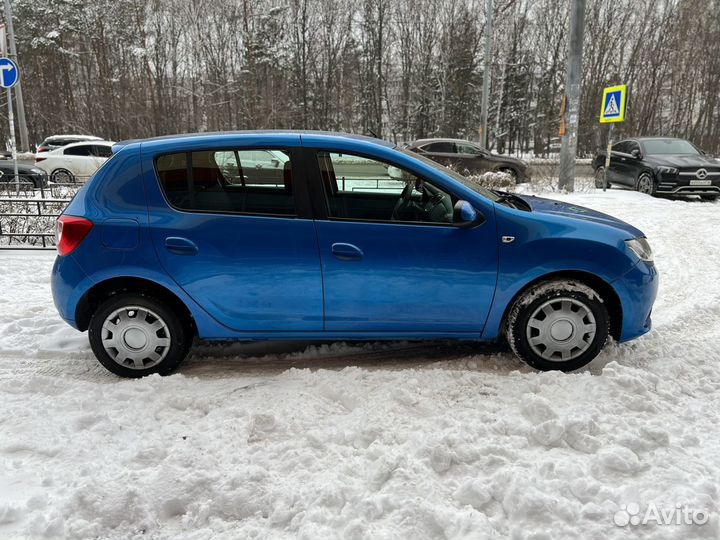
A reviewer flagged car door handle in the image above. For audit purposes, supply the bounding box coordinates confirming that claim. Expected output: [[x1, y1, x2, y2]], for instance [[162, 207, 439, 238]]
[[165, 236, 198, 256], [331, 242, 363, 261]]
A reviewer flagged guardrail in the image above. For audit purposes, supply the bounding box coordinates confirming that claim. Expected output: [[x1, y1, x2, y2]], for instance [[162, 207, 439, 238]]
[[0, 191, 76, 250]]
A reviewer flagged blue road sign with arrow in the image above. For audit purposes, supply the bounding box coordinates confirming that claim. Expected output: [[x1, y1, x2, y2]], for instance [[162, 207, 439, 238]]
[[0, 57, 19, 89]]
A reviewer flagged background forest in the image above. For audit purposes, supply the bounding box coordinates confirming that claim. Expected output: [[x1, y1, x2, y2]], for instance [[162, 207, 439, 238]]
[[6, 0, 720, 156]]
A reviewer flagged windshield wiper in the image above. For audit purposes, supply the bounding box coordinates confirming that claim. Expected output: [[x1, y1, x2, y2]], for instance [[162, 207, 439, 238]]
[[491, 190, 530, 211]]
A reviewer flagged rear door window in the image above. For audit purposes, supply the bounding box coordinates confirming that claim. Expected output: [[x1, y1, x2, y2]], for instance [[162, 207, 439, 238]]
[[422, 142, 455, 153], [64, 145, 93, 156], [155, 149, 295, 216]]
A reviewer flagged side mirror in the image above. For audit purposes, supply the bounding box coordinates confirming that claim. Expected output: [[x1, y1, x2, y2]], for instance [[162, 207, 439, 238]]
[[453, 200, 481, 228], [631, 149, 642, 159]]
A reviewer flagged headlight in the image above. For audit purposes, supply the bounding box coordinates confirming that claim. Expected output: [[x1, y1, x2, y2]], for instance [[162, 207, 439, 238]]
[[30, 168, 46, 175], [656, 166, 678, 175], [625, 237, 653, 263]]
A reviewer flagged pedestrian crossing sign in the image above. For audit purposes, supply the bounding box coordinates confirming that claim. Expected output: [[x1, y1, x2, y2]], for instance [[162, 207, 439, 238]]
[[600, 84, 627, 123]]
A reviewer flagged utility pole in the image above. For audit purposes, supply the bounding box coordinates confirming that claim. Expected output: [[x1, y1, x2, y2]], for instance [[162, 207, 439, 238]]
[[558, 0, 586, 191], [480, 0, 492, 149], [3, 0, 28, 152]]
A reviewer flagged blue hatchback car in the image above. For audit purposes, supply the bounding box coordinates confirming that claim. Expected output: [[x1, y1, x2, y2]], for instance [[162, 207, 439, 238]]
[[51, 131, 658, 377]]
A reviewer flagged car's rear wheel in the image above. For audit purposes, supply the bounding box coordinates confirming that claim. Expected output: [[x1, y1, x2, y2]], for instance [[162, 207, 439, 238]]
[[507, 280, 609, 372], [88, 293, 192, 378], [636, 172, 656, 196], [594, 166, 608, 188], [51, 168, 76, 184]]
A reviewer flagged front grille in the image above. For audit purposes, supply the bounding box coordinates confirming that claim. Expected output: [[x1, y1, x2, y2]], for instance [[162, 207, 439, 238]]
[[677, 167, 720, 179]]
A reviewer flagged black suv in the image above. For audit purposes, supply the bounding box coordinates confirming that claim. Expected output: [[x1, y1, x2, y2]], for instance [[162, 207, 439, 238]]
[[406, 138, 529, 183], [593, 137, 720, 200]]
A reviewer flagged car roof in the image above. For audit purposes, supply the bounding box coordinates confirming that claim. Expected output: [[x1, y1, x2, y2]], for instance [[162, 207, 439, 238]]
[[409, 138, 480, 147], [115, 130, 395, 152], [42, 135, 102, 142], [60, 140, 115, 148], [631, 137, 687, 143]]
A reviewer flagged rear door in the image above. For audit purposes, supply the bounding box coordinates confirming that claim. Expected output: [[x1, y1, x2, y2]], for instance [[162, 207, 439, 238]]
[[306, 148, 498, 333], [63, 144, 96, 180], [144, 138, 323, 332]]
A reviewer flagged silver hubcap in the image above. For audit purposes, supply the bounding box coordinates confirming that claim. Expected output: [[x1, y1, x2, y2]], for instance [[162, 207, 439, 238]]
[[526, 298, 596, 362], [638, 175, 652, 193], [54, 171, 71, 183], [101, 306, 171, 370]]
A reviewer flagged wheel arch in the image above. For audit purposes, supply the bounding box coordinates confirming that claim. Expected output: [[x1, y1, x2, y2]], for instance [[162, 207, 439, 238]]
[[500, 270, 622, 341], [75, 276, 197, 336]]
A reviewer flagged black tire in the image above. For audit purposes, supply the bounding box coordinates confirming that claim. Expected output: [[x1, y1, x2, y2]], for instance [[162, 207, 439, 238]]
[[507, 280, 610, 372], [635, 172, 656, 196], [51, 168, 76, 184], [88, 293, 192, 378], [700, 195, 718, 202], [594, 166, 609, 189], [499, 167, 519, 184]]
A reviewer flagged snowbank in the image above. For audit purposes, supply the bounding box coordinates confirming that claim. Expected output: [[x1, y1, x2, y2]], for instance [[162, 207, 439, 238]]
[[1, 188, 719, 539]]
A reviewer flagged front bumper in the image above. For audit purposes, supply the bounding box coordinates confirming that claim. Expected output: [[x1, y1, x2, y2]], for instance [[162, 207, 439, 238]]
[[612, 260, 658, 342], [657, 172, 720, 196]]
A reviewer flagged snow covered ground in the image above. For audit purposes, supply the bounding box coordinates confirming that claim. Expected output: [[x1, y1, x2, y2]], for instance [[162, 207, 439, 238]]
[[1, 188, 719, 540]]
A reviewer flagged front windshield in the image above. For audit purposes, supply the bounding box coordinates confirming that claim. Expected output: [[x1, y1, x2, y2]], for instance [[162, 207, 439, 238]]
[[643, 139, 699, 155], [402, 148, 500, 201]]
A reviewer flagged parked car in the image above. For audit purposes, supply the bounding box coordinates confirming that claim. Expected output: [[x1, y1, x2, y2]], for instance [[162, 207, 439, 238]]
[[36, 134, 103, 153], [35, 140, 115, 183], [592, 137, 720, 200], [405, 138, 530, 183], [0, 162, 48, 189], [216, 148, 290, 185], [51, 131, 657, 378]]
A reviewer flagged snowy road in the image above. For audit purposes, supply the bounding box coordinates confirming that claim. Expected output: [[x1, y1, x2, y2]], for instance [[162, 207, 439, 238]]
[[1, 189, 719, 539]]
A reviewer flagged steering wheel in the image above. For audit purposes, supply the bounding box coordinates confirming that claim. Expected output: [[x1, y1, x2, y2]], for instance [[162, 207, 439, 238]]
[[391, 181, 422, 221]]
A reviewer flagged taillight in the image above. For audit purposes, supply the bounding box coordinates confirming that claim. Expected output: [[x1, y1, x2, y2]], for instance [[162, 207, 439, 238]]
[[37, 147, 48, 152], [56, 216, 93, 256], [35, 156, 47, 163]]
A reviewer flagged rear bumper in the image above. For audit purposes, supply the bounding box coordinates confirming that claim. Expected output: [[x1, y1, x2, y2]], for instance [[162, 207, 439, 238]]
[[613, 260, 658, 342], [51, 254, 94, 330]]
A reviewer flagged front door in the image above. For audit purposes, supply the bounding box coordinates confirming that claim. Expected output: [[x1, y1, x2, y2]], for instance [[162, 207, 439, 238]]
[[145, 144, 323, 332], [310, 150, 498, 333], [607, 141, 633, 186]]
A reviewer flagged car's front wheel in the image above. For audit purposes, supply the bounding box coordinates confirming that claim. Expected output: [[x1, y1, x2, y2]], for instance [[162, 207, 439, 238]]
[[594, 166, 608, 188], [498, 167, 519, 184], [507, 280, 609, 372], [636, 172, 656, 196], [88, 293, 192, 378]]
